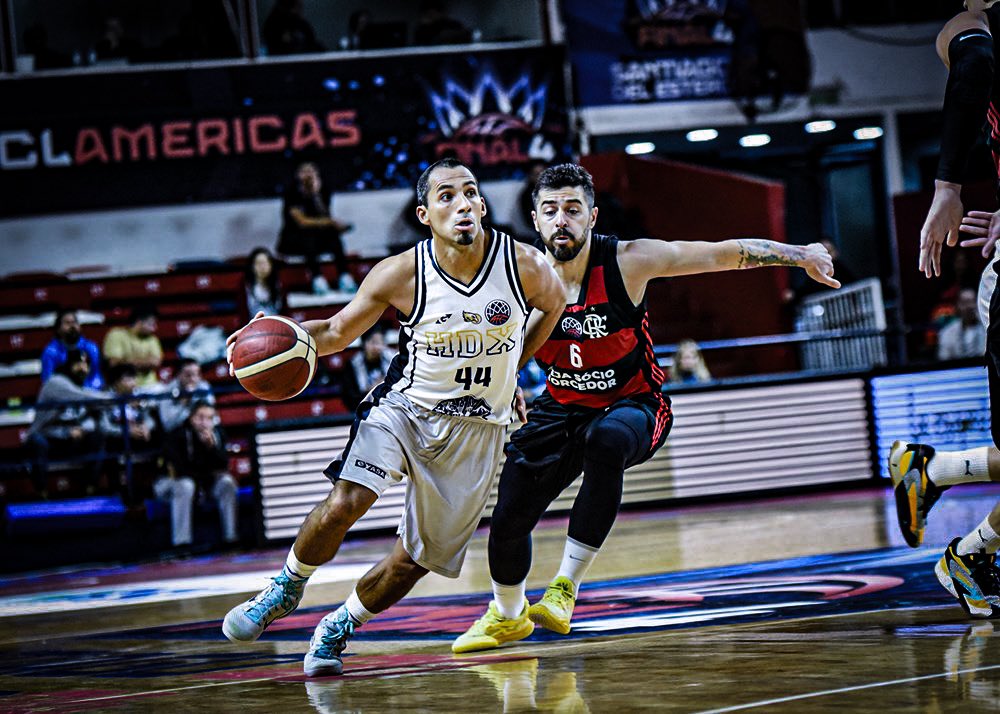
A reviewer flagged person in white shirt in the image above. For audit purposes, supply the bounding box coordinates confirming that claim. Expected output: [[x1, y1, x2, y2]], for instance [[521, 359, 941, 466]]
[[938, 287, 986, 360]]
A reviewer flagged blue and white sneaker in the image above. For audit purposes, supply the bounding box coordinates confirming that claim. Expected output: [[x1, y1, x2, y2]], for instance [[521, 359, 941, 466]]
[[304, 608, 356, 677], [222, 573, 305, 643]]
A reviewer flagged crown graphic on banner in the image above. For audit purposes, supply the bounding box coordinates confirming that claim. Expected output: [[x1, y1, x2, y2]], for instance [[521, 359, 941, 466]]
[[426, 71, 549, 138]]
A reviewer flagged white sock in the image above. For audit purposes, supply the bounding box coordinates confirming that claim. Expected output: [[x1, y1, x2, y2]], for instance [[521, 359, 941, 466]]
[[555, 538, 599, 596], [283, 548, 319, 581], [492, 579, 526, 619], [928, 447, 991, 487], [344, 589, 376, 626], [956, 516, 1000, 555]]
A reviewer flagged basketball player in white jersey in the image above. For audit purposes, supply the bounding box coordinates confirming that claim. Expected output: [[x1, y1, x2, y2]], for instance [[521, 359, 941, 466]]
[[221, 158, 564, 676]]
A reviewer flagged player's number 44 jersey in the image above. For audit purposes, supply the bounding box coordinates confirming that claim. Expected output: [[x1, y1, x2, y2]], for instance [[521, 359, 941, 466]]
[[386, 229, 528, 424]]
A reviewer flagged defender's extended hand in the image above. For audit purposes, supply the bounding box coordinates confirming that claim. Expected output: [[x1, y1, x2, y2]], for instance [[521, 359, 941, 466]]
[[802, 243, 841, 289], [919, 183, 963, 278], [959, 209, 1000, 259]]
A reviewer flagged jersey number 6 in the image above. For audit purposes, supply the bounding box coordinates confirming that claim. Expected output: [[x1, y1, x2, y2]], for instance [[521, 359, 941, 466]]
[[569, 343, 583, 369]]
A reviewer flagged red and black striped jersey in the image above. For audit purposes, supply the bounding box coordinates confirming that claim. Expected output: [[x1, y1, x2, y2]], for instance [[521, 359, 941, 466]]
[[533, 233, 665, 408]]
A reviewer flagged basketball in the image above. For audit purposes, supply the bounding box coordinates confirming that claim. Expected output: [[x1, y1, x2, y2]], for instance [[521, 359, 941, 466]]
[[231, 316, 318, 401]]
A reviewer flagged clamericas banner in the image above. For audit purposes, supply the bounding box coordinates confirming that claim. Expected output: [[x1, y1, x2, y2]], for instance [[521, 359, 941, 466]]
[[0, 46, 572, 217]]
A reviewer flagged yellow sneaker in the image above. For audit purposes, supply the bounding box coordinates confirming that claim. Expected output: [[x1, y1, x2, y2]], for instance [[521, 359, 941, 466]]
[[528, 576, 576, 635], [452, 599, 534, 654]]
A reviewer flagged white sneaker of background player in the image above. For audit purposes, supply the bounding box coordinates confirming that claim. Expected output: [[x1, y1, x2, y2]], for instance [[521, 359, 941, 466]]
[[312, 275, 331, 294]]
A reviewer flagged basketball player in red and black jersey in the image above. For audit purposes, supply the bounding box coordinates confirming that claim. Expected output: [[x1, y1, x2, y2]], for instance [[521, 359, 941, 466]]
[[889, 1, 1000, 620], [454, 163, 840, 652]]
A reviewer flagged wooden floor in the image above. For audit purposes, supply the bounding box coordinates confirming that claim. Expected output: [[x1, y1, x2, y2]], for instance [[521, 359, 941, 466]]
[[3, 484, 1000, 712]]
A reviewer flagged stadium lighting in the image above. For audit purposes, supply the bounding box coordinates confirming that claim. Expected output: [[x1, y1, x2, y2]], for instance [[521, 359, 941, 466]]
[[625, 142, 655, 155], [685, 129, 719, 142], [853, 126, 884, 140], [739, 134, 771, 148], [805, 120, 836, 134]]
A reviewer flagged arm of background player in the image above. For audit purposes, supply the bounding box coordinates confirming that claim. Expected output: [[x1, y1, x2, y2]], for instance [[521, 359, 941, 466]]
[[619, 238, 840, 304], [301, 252, 413, 356], [921, 10, 994, 277], [514, 242, 565, 369]]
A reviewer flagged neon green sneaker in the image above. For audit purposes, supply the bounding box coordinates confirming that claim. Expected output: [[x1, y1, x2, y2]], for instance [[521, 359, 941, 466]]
[[452, 599, 534, 654], [528, 576, 576, 635]]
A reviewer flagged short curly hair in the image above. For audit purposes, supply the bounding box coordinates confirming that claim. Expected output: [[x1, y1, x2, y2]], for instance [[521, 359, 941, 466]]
[[531, 163, 595, 209]]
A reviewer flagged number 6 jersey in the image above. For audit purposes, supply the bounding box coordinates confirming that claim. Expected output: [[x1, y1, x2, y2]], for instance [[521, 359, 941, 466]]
[[384, 228, 529, 424]]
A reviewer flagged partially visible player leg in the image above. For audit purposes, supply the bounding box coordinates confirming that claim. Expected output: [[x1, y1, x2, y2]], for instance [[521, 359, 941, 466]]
[[222, 479, 377, 643], [304, 539, 429, 676], [452, 456, 571, 653], [530, 405, 650, 634]]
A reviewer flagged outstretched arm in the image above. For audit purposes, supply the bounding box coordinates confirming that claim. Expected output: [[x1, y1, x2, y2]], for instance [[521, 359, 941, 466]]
[[618, 237, 839, 304], [921, 10, 994, 277]]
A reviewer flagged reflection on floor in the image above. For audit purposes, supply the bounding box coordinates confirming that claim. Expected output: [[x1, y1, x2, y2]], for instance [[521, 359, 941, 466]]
[[3, 484, 1000, 712]]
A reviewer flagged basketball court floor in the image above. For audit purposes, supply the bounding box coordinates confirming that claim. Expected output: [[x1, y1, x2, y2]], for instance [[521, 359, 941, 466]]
[[3, 484, 1000, 712]]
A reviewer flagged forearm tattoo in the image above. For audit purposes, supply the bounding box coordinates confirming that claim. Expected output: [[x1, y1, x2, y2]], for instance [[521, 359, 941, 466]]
[[736, 239, 803, 269]]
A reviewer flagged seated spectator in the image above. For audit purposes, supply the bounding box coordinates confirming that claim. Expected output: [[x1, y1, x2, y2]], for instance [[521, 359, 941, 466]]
[[340, 327, 393, 410], [669, 339, 712, 384], [938, 288, 986, 361], [27, 349, 107, 498], [156, 402, 239, 549], [103, 305, 163, 387], [414, 0, 472, 45], [263, 0, 324, 55], [99, 364, 158, 453], [245, 247, 284, 317], [158, 359, 215, 433], [41, 309, 104, 389], [277, 162, 355, 294]]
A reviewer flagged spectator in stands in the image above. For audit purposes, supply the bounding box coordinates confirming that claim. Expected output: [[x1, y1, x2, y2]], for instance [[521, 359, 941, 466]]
[[413, 0, 473, 45], [102, 305, 163, 387], [669, 339, 712, 384], [346, 9, 372, 49], [263, 0, 324, 55], [157, 401, 239, 549], [41, 309, 104, 389], [158, 358, 215, 433], [27, 349, 107, 498], [94, 16, 141, 63], [340, 327, 393, 410], [938, 288, 986, 361], [244, 247, 284, 317], [100, 364, 158, 452], [277, 162, 356, 294]]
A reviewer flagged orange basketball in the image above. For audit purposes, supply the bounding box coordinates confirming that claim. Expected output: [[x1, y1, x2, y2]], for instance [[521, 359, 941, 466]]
[[231, 316, 317, 401]]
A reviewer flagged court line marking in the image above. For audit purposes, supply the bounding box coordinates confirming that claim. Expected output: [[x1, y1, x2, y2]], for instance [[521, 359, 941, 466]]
[[693, 664, 1000, 714]]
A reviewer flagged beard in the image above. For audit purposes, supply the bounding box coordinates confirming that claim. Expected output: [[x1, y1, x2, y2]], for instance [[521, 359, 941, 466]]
[[456, 233, 474, 246], [61, 329, 80, 343], [546, 231, 585, 262]]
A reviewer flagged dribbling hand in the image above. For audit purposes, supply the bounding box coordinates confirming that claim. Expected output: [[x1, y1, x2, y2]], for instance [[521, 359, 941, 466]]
[[959, 209, 1000, 259], [227, 311, 265, 377]]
